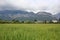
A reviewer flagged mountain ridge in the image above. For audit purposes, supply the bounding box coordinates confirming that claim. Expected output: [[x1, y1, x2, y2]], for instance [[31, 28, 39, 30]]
[[0, 10, 57, 21]]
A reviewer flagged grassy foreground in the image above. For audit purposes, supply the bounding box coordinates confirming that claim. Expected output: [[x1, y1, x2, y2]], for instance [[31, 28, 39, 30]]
[[0, 24, 60, 40]]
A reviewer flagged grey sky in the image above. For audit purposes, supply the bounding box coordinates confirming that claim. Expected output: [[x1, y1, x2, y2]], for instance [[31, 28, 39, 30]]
[[0, 0, 60, 14]]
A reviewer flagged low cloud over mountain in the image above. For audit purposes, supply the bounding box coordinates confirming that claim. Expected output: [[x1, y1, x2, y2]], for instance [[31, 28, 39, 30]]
[[0, 0, 60, 14], [0, 10, 57, 21], [54, 13, 60, 19]]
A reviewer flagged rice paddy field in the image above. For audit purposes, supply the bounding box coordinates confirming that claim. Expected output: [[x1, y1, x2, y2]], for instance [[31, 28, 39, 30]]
[[0, 24, 60, 40]]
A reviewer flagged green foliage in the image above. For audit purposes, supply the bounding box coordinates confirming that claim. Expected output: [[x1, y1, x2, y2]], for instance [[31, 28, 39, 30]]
[[0, 24, 60, 40], [0, 19, 60, 24], [21, 21, 24, 23], [24, 20, 34, 24], [49, 20, 53, 23], [58, 18, 60, 23], [34, 19, 37, 22], [43, 20, 47, 24]]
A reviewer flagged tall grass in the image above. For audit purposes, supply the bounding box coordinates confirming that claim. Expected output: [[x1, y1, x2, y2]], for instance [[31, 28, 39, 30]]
[[0, 24, 60, 40]]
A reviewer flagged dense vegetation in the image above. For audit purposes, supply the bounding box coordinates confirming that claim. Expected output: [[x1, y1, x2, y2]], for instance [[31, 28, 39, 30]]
[[0, 24, 60, 40], [0, 18, 60, 24]]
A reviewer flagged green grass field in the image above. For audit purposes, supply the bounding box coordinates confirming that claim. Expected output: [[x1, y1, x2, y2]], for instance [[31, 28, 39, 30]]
[[0, 24, 60, 40]]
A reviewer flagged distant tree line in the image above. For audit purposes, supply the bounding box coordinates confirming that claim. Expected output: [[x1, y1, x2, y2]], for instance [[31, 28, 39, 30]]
[[0, 18, 60, 24]]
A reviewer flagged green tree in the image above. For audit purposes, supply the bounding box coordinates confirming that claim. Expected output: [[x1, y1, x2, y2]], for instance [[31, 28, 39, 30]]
[[15, 20, 20, 23], [21, 21, 24, 23], [34, 19, 37, 23], [44, 20, 47, 24], [49, 20, 53, 23], [34, 19, 37, 22], [58, 18, 60, 23], [24, 20, 32, 24]]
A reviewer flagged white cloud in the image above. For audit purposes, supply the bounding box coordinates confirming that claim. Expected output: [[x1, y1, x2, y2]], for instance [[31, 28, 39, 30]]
[[0, 0, 60, 14], [0, 0, 6, 5]]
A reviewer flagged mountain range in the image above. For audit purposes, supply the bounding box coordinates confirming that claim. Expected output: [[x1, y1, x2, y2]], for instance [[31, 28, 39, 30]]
[[0, 10, 59, 21], [54, 13, 60, 19]]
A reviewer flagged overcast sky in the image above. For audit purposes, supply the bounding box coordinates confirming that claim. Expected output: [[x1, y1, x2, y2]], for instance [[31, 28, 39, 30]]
[[0, 0, 60, 14]]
